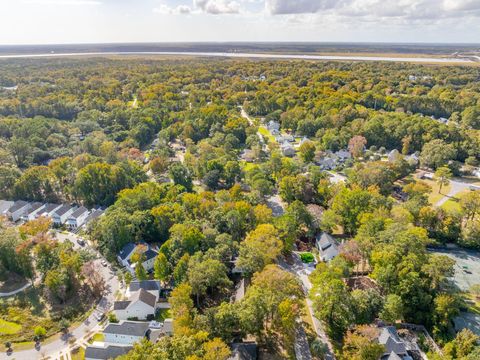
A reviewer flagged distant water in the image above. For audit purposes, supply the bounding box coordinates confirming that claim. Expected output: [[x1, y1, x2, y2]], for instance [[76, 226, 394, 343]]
[[0, 51, 474, 63]]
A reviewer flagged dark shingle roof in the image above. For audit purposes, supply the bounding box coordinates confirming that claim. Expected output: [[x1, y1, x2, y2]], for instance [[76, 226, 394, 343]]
[[133, 288, 156, 308], [41, 203, 61, 214], [113, 300, 131, 310], [84, 344, 132, 359], [69, 206, 89, 218], [118, 242, 136, 260], [379, 326, 407, 356], [104, 321, 150, 337], [8, 200, 29, 213], [229, 343, 257, 360], [54, 204, 74, 217], [129, 280, 161, 293], [143, 249, 158, 261]]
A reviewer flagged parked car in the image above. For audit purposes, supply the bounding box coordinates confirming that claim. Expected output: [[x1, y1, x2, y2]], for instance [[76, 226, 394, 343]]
[[77, 238, 85, 246]]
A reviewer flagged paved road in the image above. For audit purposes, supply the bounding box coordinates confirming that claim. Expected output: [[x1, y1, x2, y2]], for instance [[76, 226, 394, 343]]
[[0, 282, 31, 297], [7, 232, 120, 360], [435, 179, 475, 207], [326, 171, 346, 184], [279, 254, 335, 360]]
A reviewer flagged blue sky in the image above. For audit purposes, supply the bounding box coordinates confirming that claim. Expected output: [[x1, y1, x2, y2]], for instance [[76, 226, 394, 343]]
[[0, 0, 479, 44]]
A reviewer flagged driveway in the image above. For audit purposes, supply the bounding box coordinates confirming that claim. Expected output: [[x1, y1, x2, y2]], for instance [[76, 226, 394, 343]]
[[435, 179, 475, 207], [7, 232, 120, 360], [279, 254, 336, 360]]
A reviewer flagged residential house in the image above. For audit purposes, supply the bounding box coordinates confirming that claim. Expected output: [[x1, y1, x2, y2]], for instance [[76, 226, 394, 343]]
[[127, 280, 161, 301], [66, 206, 90, 230], [378, 326, 412, 360], [317, 157, 337, 170], [85, 344, 132, 360], [7, 200, 31, 222], [113, 288, 157, 321], [281, 141, 296, 157], [0, 200, 14, 217], [118, 242, 158, 274], [405, 153, 419, 166], [388, 149, 401, 163], [266, 120, 280, 134], [334, 149, 352, 162], [36, 203, 62, 219], [240, 149, 256, 162], [52, 204, 76, 226], [315, 232, 340, 262], [20, 202, 46, 222], [228, 342, 258, 360], [103, 321, 151, 345], [82, 208, 104, 228]]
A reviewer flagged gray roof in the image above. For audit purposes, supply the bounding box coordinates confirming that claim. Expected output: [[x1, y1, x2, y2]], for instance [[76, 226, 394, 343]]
[[379, 326, 407, 357], [104, 321, 150, 337], [54, 204, 74, 217], [129, 280, 161, 293], [143, 249, 158, 262], [24, 202, 44, 215], [85, 344, 132, 359], [386, 352, 402, 360], [84, 209, 104, 223], [0, 200, 14, 214], [113, 300, 131, 310], [228, 343, 257, 360], [132, 288, 156, 308], [316, 233, 339, 261], [8, 200, 29, 213], [69, 206, 89, 218], [40, 203, 61, 214]]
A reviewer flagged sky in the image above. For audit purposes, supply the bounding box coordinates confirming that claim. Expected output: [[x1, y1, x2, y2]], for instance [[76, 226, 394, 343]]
[[0, 0, 480, 45]]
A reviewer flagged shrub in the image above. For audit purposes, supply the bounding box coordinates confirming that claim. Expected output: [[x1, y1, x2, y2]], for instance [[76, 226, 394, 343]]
[[34, 326, 46, 338], [300, 252, 315, 263]]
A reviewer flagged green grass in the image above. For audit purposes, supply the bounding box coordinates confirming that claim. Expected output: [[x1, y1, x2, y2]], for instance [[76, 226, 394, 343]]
[[89, 333, 105, 343], [156, 308, 171, 322], [441, 190, 470, 212], [0, 319, 21, 335], [420, 178, 452, 205], [258, 126, 276, 143], [71, 347, 85, 360]]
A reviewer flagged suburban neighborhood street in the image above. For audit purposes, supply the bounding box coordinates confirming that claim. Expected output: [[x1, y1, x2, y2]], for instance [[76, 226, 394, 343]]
[[435, 179, 478, 207], [7, 232, 121, 360]]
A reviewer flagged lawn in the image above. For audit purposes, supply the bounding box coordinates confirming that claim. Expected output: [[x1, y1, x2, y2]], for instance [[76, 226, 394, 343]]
[[89, 332, 105, 343], [0, 319, 21, 335], [71, 347, 85, 360], [156, 308, 171, 322], [441, 190, 470, 212], [420, 178, 452, 205], [258, 126, 276, 143]]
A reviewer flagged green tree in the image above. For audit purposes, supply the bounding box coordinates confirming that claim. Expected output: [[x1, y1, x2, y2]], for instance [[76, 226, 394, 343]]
[[154, 253, 171, 282], [434, 166, 452, 194], [299, 140, 316, 162], [420, 139, 456, 169]]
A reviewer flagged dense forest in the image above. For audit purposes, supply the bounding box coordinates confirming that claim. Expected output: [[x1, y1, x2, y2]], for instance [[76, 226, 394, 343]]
[[0, 57, 479, 359]]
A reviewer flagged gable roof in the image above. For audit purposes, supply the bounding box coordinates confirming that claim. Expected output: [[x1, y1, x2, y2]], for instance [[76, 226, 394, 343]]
[[228, 342, 257, 360], [40, 203, 61, 214], [8, 200, 29, 213], [386, 352, 402, 360], [143, 249, 158, 261], [132, 288, 156, 308], [316, 232, 339, 261], [378, 326, 407, 356], [54, 204, 74, 217], [0, 200, 14, 214], [69, 206, 89, 218], [113, 300, 131, 310], [129, 280, 161, 293], [104, 321, 150, 337], [118, 242, 136, 260], [85, 344, 132, 359]]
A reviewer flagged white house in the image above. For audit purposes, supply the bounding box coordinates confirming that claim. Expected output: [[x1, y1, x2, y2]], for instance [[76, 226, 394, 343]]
[[281, 141, 296, 157], [118, 242, 158, 274], [7, 200, 31, 222], [35, 203, 62, 219], [66, 206, 90, 230], [0, 200, 14, 217], [103, 321, 150, 345], [267, 120, 280, 133], [127, 280, 161, 301], [113, 288, 157, 321], [52, 204, 76, 226], [388, 149, 401, 163], [316, 232, 340, 262], [20, 202, 46, 222]]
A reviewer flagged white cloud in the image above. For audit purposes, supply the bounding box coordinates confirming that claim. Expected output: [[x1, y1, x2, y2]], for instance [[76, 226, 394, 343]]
[[194, 0, 241, 14], [22, 0, 101, 5], [154, 4, 192, 15]]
